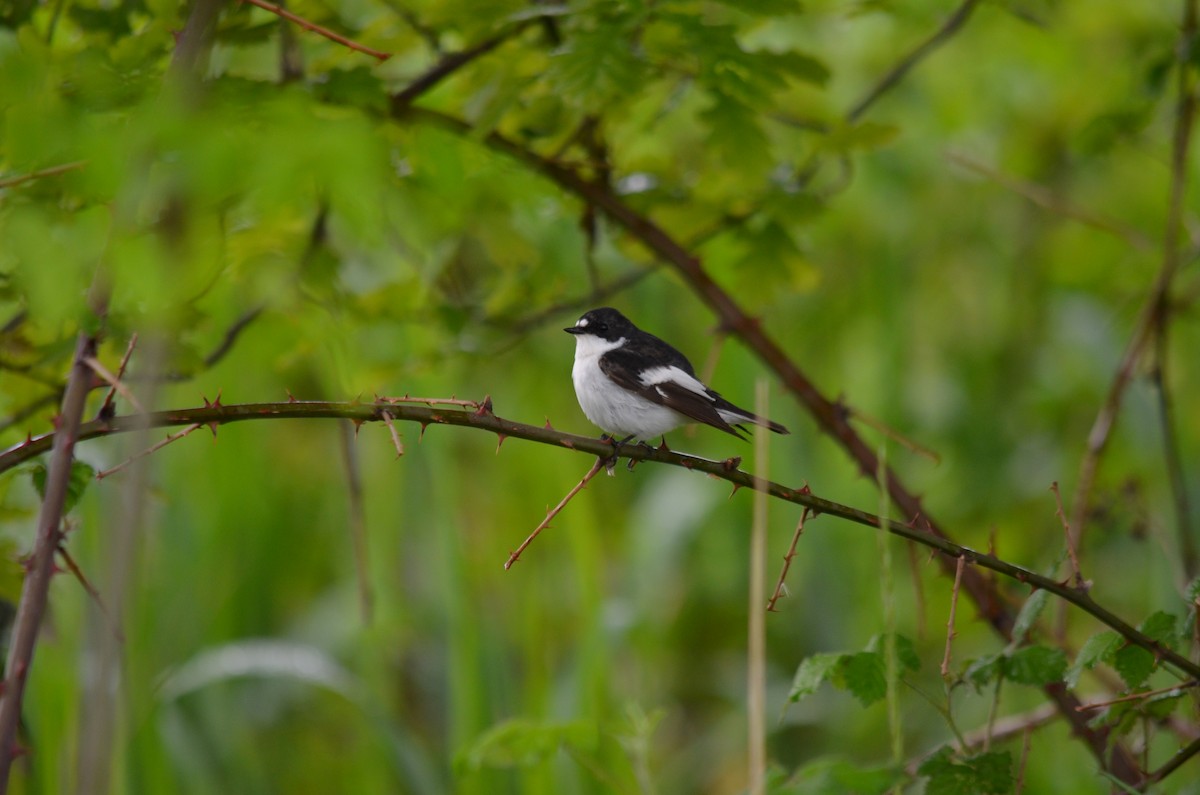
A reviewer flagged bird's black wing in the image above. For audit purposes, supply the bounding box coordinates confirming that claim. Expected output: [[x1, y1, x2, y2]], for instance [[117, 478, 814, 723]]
[[598, 349, 746, 439]]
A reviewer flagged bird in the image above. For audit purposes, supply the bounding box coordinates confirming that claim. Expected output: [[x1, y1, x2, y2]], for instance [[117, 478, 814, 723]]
[[564, 307, 790, 444]]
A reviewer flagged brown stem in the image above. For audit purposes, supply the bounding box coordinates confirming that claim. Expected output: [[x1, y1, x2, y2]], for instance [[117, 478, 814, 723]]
[[0, 330, 101, 788], [240, 0, 390, 61]]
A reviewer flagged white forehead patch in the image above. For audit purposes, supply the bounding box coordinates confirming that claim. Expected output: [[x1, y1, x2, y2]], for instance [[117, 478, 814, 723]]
[[577, 317, 589, 327]]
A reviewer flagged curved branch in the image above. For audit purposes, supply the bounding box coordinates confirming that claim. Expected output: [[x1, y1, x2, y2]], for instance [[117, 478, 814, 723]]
[[391, 107, 1143, 785], [3, 399, 1197, 689]]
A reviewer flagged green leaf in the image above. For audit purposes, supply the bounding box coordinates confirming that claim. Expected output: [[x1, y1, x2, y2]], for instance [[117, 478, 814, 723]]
[[835, 652, 887, 707], [455, 718, 598, 773], [1138, 611, 1177, 647], [963, 653, 1004, 690], [1112, 644, 1155, 689], [788, 653, 844, 703], [29, 460, 96, 516], [1066, 631, 1122, 688], [785, 756, 903, 795], [1010, 588, 1050, 646], [918, 747, 1013, 795], [1003, 645, 1067, 686], [865, 633, 921, 673]]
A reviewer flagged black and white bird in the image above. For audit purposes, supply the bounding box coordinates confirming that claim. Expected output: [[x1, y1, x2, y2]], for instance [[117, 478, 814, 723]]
[[565, 307, 789, 443]]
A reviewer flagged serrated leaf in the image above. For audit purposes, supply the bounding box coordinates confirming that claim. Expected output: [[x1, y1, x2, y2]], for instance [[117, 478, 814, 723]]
[[700, 94, 771, 177], [1112, 644, 1155, 689], [835, 652, 887, 707], [1004, 645, 1067, 686], [919, 747, 1013, 795], [788, 653, 844, 703], [1010, 588, 1049, 646], [963, 653, 1004, 690], [1138, 611, 1177, 647], [29, 460, 96, 516], [864, 633, 921, 674], [1066, 631, 1122, 688]]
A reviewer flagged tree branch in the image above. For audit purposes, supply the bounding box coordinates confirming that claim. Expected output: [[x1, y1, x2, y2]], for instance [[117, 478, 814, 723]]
[[0, 329, 102, 789], [391, 106, 1145, 783], [2, 399, 1196, 692], [846, 0, 983, 123]]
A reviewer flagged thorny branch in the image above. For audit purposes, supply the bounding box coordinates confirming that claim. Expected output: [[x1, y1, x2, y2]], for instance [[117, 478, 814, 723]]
[[4, 399, 1199, 689], [239, 0, 390, 61], [392, 106, 1143, 783]]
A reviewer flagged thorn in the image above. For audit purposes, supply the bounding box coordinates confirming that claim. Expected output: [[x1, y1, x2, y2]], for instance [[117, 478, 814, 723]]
[[286, 388, 298, 403], [496, 434, 507, 452], [419, 423, 428, 442], [657, 436, 670, 452], [474, 395, 494, 416], [721, 456, 742, 472], [544, 417, 554, 430], [22, 433, 32, 447], [729, 483, 743, 499], [202, 389, 223, 409], [349, 393, 363, 406], [351, 418, 364, 438]]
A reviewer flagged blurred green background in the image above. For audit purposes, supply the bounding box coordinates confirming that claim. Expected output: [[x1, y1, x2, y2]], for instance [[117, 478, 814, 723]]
[[0, 0, 1197, 792]]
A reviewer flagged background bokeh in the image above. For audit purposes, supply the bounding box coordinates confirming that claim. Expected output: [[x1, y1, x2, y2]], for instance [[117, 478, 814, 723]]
[[0, 0, 1197, 792]]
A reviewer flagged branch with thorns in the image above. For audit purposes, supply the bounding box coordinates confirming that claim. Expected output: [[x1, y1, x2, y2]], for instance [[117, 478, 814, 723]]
[[238, 0, 390, 61]]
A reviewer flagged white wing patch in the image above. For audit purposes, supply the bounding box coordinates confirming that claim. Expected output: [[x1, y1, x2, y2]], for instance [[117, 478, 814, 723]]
[[638, 366, 715, 401]]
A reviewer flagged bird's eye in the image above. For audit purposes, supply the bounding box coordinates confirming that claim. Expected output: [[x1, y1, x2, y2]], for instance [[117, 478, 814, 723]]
[[596, 323, 607, 333]]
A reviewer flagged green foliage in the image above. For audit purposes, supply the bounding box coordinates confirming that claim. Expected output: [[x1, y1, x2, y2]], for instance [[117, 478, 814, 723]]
[[964, 643, 1067, 689], [28, 460, 95, 515], [0, 0, 1196, 791], [917, 747, 1013, 795], [789, 634, 919, 708]]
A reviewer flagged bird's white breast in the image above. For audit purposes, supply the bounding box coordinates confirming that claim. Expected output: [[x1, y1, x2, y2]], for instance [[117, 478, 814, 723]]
[[570, 336, 685, 439]]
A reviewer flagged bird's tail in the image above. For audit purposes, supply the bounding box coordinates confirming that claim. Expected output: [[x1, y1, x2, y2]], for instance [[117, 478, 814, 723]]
[[718, 408, 789, 436]]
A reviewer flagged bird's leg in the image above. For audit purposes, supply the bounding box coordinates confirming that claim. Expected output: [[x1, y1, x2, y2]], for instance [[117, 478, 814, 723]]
[[626, 438, 656, 471], [600, 433, 636, 475]]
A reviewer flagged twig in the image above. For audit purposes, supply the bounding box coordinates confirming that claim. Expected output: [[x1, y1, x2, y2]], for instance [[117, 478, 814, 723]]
[[1076, 680, 1199, 712], [5, 400, 1200, 685], [1151, 276, 1197, 582], [97, 334, 139, 418], [379, 394, 481, 409], [505, 457, 604, 569], [941, 555, 966, 677], [0, 323, 103, 789], [946, 152, 1153, 251], [1068, 0, 1198, 567], [380, 410, 404, 457], [84, 357, 145, 415], [1014, 726, 1033, 795], [239, 0, 391, 61], [1148, 733, 1200, 784], [95, 423, 203, 480], [906, 703, 1058, 775], [55, 543, 123, 643], [845, 405, 941, 464], [0, 160, 87, 190], [1050, 482, 1083, 587], [846, 0, 983, 123], [767, 503, 810, 611], [391, 27, 525, 112]]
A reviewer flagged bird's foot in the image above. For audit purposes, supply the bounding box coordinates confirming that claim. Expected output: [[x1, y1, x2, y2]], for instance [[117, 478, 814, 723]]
[[599, 433, 635, 476]]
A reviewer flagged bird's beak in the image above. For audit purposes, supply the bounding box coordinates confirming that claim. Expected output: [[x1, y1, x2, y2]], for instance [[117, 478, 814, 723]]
[[564, 327, 583, 334]]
